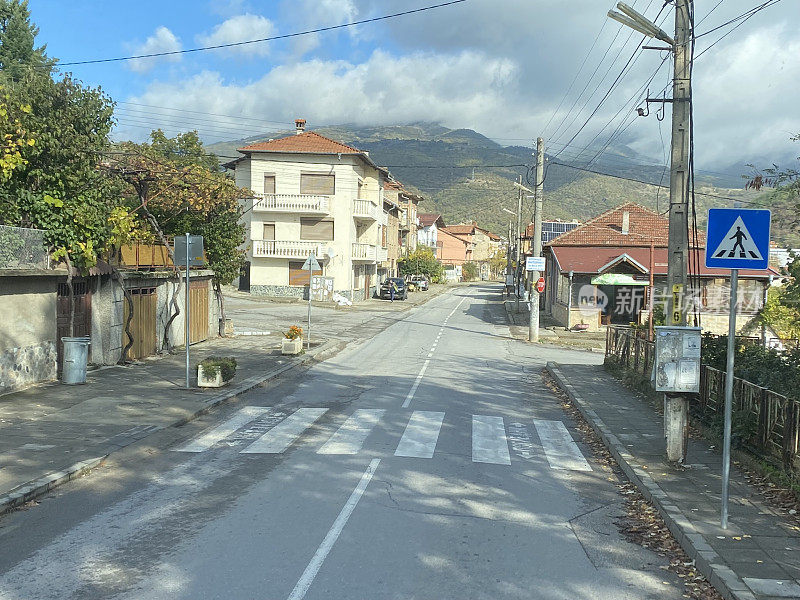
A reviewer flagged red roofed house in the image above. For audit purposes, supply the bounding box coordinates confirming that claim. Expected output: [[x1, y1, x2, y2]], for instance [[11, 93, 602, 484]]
[[224, 119, 390, 301], [542, 202, 778, 333], [417, 213, 446, 258], [441, 222, 504, 279]]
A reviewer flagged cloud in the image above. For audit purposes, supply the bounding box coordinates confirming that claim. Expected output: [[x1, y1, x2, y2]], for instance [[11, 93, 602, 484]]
[[284, 0, 359, 57], [127, 27, 182, 73], [197, 14, 276, 57]]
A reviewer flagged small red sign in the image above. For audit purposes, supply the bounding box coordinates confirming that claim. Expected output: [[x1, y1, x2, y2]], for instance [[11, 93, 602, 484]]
[[536, 277, 545, 293]]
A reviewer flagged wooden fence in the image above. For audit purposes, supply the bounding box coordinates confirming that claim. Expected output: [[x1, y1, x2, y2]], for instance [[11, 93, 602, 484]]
[[606, 325, 800, 471]]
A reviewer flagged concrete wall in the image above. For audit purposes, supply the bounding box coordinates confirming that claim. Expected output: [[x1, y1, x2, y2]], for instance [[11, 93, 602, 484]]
[[0, 272, 61, 393], [90, 274, 124, 365]]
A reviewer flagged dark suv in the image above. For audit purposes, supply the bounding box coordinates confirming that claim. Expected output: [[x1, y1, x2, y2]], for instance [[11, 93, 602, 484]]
[[379, 277, 408, 300]]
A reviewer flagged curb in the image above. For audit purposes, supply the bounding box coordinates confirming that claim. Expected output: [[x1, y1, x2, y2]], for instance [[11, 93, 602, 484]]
[[0, 338, 346, 518], [545, 361, 757, 600]]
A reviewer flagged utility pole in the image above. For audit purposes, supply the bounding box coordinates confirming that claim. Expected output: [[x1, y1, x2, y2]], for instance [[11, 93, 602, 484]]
[[529, 137, 544, 342], [664, 0, 692, 464], [514, 176, 523, 313], [608, 1, 691, 463]]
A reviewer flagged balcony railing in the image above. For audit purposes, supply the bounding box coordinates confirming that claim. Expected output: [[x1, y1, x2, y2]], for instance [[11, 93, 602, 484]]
[[353, 199, 381, 221], [253, 240, 326, 259], [253, 194, 330, 214], [351, 243, 377, 262]]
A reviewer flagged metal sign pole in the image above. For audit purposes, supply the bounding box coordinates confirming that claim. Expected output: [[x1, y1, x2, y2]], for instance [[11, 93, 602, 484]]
[[185, 232, 190, 389], [721, 268, 738, 529], [307, 263, 312, 350]]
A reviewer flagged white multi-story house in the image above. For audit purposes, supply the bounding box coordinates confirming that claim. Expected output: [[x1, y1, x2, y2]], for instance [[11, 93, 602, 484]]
[[417, 213, 446, 256], [225, 119, 388, 301]]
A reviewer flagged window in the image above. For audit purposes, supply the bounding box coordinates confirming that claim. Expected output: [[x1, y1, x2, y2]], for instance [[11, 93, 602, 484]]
[[300, 218, 334, 241], [300, 173, 335, 195], [263, 175, 276, 194], [262, 223, 275, 241], [289, 261, 321, 286]]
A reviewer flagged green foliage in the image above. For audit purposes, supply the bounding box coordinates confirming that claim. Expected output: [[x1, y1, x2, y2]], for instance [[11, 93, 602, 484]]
[[462, 261, 479, 281], [398, 246, 444, 282], [114, 131, 248, 286], [759, 284, 800, 340], [701, 334, 800, 401], [198, 356, 237, 382], [0, 0, 55, 82]]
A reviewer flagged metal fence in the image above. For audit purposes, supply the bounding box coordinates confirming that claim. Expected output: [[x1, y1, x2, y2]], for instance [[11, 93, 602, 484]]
[[606, 325, 800, 471], [0, 225, 49, 269]]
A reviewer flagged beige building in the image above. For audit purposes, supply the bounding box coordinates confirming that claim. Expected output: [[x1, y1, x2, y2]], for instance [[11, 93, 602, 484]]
[[384, 179, 423, 256], [381, 196, 401, 279], [225, 120, 388, 301]]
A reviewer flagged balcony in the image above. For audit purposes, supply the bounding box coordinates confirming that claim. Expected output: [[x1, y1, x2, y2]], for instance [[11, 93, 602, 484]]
[[253, 240, 326, 259], [253, 194, 330, 214], [351, 243, 378, 262], [352, 199, 382, 222]]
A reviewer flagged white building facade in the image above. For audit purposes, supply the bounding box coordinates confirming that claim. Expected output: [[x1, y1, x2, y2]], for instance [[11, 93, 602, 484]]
[[226, 122, 388, 301]]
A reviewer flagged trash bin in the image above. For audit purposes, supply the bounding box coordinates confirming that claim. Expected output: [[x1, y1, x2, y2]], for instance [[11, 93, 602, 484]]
[[61, 336, 90, 385]]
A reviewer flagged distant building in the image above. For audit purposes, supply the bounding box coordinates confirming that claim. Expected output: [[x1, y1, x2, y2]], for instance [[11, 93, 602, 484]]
[[417, 213, 446, 258]]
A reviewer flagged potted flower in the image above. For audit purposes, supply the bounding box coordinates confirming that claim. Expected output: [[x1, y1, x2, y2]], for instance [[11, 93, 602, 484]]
[[282, 325, 303, 355], [197, 356, 237, 388]]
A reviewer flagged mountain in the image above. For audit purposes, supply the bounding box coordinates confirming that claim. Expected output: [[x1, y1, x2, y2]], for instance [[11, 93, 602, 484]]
[[207, 124, 781, 242]]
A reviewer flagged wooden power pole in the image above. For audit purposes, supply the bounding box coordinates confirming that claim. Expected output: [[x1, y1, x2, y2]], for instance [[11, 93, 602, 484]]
[[664, 0, 693, 463]]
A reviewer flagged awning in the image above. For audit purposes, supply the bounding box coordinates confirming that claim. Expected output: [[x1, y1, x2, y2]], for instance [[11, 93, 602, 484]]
[[591, 273, 649, 286]]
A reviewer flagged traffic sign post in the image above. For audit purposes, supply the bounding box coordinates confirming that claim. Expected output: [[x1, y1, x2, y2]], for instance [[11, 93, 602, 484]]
[[525, 256, 546, 272], [301, 253, 321, 350], [706, 208, 771, 529], [174, 234, 205, 389]]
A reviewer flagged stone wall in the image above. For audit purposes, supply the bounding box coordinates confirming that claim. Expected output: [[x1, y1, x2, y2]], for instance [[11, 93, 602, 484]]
[[250, 284, 306, 298], [0, 341, 57, 394]]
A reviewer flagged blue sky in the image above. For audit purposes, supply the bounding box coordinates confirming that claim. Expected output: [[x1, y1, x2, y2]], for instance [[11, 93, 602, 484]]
[[27, 0, 800, 169]]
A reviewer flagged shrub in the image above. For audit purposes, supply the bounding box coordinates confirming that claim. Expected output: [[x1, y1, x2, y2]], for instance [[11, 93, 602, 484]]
[[199, 356, 237, 381], [462, 261, 479, 281]]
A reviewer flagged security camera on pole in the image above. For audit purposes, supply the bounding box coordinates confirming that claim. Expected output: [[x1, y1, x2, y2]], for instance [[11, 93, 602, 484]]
[[608, 0, 692, 463]]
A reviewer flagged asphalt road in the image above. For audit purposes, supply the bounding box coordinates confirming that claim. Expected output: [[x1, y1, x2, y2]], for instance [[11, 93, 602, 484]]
[[0, 285, 685, 600]]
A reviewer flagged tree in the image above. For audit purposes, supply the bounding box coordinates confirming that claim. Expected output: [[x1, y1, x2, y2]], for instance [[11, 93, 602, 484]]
[[462, 261, 479, 281], [0, 87, 33, 181], [398, 246, 444, 282], [111, 131, 249, 337], [0, 0, 55, 81]]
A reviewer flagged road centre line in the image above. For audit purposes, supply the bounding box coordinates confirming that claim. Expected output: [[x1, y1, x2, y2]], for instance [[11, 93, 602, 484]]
[[401, 296, 466, 409], [286, 458, 381, 600]]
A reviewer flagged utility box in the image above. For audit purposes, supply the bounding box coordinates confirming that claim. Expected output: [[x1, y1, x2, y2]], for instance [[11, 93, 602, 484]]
[[654, 326, 702, 393]]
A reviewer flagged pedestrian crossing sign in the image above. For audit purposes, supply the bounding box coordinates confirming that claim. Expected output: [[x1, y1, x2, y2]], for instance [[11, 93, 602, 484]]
[[705, 208, 770, 270]]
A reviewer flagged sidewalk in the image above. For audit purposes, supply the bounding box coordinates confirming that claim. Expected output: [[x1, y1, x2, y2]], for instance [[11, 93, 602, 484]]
[[0, 284, 452, 515], [547, 361, 800, 600]]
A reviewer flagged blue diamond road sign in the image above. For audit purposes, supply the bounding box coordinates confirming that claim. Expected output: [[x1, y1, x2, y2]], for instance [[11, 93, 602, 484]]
[[705, 208, 771, 270]]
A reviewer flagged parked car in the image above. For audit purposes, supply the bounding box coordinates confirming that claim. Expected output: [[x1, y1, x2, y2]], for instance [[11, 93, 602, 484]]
[[379, 277, 408, 300], [408, 275, 429, 291]]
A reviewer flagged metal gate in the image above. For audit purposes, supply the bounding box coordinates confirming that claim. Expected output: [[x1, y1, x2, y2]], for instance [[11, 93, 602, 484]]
[[189, 280, 208, 344], [123, 287, 157, 360], [56, 280, 92, 376]]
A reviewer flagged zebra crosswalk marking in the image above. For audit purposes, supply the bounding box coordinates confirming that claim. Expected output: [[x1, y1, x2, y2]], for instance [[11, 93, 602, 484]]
[[394, 411, 445, 458], [533, 419, 592, 471], [472, 415, 511, 465], [173, 407, 270, 453], [317, 409, 385, 455], [240, 408, 328, 454]]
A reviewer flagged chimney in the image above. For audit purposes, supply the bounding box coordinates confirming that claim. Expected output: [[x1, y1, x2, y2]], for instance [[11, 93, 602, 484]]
[[295, 118, 306, 135], [621, 211, 630, 235]]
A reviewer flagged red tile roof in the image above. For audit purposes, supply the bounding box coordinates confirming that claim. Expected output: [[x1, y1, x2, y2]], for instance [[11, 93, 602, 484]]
[[239, 131, 363, 155], [418, 213, 442, 228], [442, 224, 476, 236], [546, 202, 706, 247], [549, 246, 777, 278]]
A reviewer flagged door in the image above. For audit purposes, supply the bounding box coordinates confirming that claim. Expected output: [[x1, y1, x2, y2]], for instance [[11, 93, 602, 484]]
[[239, 261, 251, 292], [123, 287, 157, 360], [56, 280, 91, 376], [188, 280, 209, 344], [365, 269, 371, 299]]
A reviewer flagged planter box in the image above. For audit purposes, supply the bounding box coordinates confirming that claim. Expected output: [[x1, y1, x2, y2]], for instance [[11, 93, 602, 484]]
[[282, 337, 303, 355], [197, 365, 226, 388]]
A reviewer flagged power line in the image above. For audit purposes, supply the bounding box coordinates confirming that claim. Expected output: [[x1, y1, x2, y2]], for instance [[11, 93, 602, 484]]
[[57, 1, 468, 67], [694, 0, 782, 39]]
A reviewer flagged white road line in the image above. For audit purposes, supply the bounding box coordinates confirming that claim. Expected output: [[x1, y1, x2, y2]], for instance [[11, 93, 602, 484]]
[[395, 411, 445, 458], [173, 406, 271, 453], [240, 408, 328, 454], [533, 419, 592, 471], [317, 409, 385, 455], [401, 359, 430, 408], [287, 458, 381, 600], [472, 415, 511, 465]]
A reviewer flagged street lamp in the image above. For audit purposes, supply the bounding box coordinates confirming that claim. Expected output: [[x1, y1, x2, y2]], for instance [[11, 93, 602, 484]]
[[607, 2, 674, 45]]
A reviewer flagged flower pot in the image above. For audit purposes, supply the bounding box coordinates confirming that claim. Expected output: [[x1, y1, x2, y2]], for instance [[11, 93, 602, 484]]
[[197, 365, 225, 388], [282, 337, 303, 355]]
